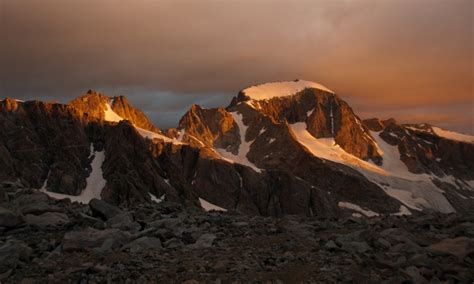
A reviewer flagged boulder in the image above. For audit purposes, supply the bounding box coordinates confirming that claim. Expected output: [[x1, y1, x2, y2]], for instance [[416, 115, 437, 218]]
[[341, 241, 371, 254], [123, 237, 162, 253], [148, 217, 182, 229], [189, 233, 216, 249], [107, 212, 140, 231], [0, 240, 32, 273], [62, 228, 131, 251], [89, 198, 123, 220], [16, 193, 62, 215], [24, 212, 70, 228], [0, 207, 24, 228], [429, 237, 474, 259]]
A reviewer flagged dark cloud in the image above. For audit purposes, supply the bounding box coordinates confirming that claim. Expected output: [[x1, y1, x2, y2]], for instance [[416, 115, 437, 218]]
[[0, 0, 472, 132]]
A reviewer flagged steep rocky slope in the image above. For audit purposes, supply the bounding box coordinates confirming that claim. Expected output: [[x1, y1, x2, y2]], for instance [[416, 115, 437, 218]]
[[0, 98, 90, 193]]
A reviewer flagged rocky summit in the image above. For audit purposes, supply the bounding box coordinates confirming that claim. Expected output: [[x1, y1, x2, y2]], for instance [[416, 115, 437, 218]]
[[1, 80, 473, 282]]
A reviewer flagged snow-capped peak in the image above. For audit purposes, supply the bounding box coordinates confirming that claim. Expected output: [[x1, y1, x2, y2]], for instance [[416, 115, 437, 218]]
[[241, 79, 334, 101]]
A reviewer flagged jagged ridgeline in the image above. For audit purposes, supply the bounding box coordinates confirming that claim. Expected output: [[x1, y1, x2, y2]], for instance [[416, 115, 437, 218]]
[[1, 80, 473, 216]]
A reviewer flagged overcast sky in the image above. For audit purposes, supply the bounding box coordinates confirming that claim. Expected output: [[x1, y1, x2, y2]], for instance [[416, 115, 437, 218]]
[[1, 0, 472, 133]]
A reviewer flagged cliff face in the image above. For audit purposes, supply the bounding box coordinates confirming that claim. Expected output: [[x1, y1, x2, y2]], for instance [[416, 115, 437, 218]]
[[174, 104, 239, 150], [110, 96, 161, 133], [100, 121, 178, 206], [0, 99, 90, 194], [231, 88, 382, 163]]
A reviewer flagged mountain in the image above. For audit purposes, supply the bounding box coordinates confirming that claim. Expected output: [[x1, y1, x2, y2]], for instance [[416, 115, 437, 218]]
[[1, 80, 473, 217]]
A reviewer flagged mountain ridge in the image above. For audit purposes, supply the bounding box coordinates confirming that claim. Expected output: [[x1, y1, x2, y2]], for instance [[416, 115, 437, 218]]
[[1, 80, 473, 217]]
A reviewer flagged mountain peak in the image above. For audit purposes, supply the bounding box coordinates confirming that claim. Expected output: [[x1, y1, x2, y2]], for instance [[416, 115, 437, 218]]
[[69, 90, 160, 133], [239, 79, 334, 101]]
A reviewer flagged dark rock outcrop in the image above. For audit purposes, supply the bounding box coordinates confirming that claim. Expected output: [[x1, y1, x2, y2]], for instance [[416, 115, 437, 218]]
[[0, 99, 90, 193]]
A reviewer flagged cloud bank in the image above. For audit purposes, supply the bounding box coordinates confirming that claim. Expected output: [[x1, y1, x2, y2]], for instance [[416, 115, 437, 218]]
[[1, 0, 472, 132]]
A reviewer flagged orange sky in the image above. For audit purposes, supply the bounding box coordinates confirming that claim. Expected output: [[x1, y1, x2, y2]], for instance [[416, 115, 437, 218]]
[[1, 0, 472, 133]]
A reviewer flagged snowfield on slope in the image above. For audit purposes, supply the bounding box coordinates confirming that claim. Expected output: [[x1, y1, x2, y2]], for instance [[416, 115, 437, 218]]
[[338, 201, 380, 217], [103, 101, 183, 145], [199, 198, 227, 212], [406, 125, 474, 144], [216, 112, 263, 173], [242, 80, 334, 100], [432, 127, 474, 143], [289, 122, 457, 213], [40, 144, 106, 204], [104, 101, 123, 122]]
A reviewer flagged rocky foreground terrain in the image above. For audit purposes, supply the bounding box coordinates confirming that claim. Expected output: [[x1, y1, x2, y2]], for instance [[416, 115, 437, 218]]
[[1, 182, 473, 283]]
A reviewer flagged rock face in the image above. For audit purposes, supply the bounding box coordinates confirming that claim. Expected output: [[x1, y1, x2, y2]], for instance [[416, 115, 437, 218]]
[[176, 104, 239, 150], [110, 96, 162, 133], [100, 121, 178, 206], [0, 98, 90, 193], [68, 90, 111, 123]]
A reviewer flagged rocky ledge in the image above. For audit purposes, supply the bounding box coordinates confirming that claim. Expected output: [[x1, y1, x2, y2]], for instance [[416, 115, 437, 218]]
[[1, 183, 473, 283]]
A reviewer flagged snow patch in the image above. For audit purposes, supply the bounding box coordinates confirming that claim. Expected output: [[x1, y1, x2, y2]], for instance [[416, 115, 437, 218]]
[[391, 205, 412, 216], [216, 112, 262, 173], [432, 127, 474, 143], [40, 144, 106, 204], [103, 101, 183, 145], [199, 198, 227, 212], [135, 127, 184, 145], [242, 80, 334, 101], [338, 201, 380, 217], [289, 122, 385, 174], [103, 102, 123, 122], [177, 130, 185, 142], [149, 193, 165, 203]]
